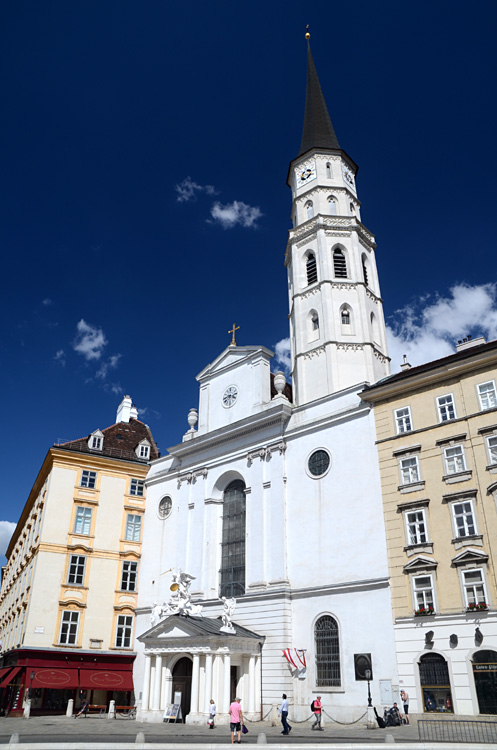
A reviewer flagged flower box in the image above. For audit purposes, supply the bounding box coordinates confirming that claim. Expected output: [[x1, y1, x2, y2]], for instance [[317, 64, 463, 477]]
[[414, 607, 434, 616], [466, 602, 488, 612]]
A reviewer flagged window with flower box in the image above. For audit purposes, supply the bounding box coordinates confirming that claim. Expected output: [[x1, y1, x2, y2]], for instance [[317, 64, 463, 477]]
[[437, 394, 456, 422], [412, 575, 435, 615], [462, 569, 487, 609]]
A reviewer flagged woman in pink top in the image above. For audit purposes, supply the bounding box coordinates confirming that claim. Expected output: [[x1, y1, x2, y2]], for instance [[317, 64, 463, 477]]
[[229, 697, 244, 744]]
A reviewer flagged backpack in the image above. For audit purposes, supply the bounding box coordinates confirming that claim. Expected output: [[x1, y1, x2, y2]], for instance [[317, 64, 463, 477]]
[[310, 700, 315, 712]]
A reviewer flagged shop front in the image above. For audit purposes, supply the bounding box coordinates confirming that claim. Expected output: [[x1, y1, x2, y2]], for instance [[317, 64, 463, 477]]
[[0, 648, 135, 716]]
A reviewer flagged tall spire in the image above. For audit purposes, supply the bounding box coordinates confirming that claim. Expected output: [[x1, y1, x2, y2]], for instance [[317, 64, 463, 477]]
[[298, 35, 340, 157]]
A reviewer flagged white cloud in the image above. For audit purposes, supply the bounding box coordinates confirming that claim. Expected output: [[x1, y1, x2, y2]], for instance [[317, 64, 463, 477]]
[[96, 353, 122, 380], [386, 283, 497, 371], [175, 176, 217, 203], [273, 337, 292, 376], [209, 200, 262, 229], [42, 298, 52, 306], [73, 319, 107, 361], [54, 349, 66, 366], [0, 521, 16, 556]]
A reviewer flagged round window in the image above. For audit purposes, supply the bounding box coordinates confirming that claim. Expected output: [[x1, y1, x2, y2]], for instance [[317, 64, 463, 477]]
[[158, 496, 172, 519], [307, 449, 331, 477]]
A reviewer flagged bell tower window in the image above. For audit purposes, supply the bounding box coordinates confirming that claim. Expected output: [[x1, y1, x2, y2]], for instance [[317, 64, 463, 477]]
[[326, 162, 332, 179], [328, 197, 337, 215], [362, 255, 369, 286], [333, 248, 348, 278], [306, 201, 314, 220], [306, 253, 318, 286]]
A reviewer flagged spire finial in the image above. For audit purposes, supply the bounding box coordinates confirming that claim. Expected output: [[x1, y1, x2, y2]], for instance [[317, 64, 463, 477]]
[[305, 25, 310, 40]]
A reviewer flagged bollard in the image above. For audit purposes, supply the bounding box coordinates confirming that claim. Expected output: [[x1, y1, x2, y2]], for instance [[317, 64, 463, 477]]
[[23, 699, 31, 719], [135, 731, 145, 744], [9, 733, 20, 744], [66, 698, 74, 717], [385, 732, 395, 743], [108, 699, 115, 719], [257, 732, 267, 743]]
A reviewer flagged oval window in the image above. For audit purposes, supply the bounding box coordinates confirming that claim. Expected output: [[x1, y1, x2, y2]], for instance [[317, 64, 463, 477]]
[[158, 496, 172, 519], [308, 449, 331, 477]]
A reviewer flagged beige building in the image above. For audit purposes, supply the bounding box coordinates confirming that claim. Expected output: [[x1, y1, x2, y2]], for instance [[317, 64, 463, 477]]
[[0, 396, 158, 716], [362, 336, 497, 716]]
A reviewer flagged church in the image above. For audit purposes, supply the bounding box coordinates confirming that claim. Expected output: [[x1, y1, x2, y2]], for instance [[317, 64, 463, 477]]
[[134, 38, 399, 724]]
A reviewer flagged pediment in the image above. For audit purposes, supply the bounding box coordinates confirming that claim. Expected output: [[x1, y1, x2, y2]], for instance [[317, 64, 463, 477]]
[[138, 613, 264, 645], [403, 555, 438, 573], [196, 345, 273, 382], [452, 548, 489, 567]]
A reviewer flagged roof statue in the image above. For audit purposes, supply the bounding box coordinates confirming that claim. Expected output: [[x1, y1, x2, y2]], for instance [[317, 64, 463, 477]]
[[150, 569, 203, 625], [220, 596, 237, 634]]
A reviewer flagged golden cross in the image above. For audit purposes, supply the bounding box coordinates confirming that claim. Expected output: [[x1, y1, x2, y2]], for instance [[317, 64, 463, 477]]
[[228, 323, 240, 346]]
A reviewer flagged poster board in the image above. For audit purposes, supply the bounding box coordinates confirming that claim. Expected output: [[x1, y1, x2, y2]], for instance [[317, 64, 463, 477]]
[[163, 703, 181, 722]]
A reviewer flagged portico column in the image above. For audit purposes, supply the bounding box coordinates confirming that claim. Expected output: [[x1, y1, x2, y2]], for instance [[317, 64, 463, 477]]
[[204, 653, 213, 711], [152, 654, 162, 711], [255, 655, 261, 713], [141, 654, 152, 711], [248, 655, 255, 713], [191, 653, 200, 713], [223, 653, 231, 713]]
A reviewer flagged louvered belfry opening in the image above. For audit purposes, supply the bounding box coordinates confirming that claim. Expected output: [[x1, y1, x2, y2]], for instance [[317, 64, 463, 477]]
[[306, 253, 318, 285], [315, 615, 341, 687], [333, 249, 347, 278], [220, 479, 246, 597]]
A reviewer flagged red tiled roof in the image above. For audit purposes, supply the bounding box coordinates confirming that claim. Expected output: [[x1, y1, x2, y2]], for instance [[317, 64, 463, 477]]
[[56, 419, 159, 462]]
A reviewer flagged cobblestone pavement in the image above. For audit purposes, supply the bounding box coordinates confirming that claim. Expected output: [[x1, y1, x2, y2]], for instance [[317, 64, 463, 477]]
[[0, 713, 496, 746]]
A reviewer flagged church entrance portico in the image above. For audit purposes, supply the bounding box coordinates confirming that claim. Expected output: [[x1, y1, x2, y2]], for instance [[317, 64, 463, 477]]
[[136, 614, 264, 724]]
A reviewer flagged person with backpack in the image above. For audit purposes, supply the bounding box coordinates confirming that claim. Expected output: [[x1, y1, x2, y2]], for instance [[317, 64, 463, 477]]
[[311, 696, 322, 730]]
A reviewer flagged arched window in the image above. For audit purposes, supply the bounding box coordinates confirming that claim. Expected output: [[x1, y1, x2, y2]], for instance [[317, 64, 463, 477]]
[[306, 253, 318, 285], [311, 312, 319, 331], [326, 162, 332, 179], [315, 615, 341, 687], [419, 653, 453, 713], [349, 202, 355, 215], [362, 256, 369, 286], [328, 197, 337, 216], [306, 201, 314, 220], [333, 248, 348, 278], [341, 307, 351, 326], [220, 480, 246, 597], [371, 312, 380, 345]]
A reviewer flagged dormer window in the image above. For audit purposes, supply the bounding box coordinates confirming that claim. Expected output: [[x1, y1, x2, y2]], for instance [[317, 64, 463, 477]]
[[136, 440, 151, 460], [88, 430, 103, 452]]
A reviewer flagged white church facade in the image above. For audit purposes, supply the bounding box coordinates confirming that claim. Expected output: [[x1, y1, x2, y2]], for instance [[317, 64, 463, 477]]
[[134, 40, 399, 725]]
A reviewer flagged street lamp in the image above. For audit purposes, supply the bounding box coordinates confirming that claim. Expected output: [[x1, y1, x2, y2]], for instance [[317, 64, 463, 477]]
[[365, 668, 372, 708], [29, 671, 35, 699]]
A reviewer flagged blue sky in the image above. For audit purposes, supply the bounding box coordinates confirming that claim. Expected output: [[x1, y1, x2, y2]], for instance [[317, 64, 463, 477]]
[[1, 1, 497, 558]]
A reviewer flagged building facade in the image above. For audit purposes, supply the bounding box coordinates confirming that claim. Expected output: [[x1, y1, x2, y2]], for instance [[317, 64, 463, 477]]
[[133, 42, 399, 726], [362, 337, 497, 716], [0, 396, 158, 716]]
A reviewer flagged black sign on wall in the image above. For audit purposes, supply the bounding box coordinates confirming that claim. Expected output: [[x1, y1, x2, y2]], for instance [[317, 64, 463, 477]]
[[354, 653, 373, 681]]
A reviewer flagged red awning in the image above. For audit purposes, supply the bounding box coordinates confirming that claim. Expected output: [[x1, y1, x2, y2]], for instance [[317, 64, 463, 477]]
[[0, 666, 22, 689], [79, 669, 133, 691], [32, 668, 79, 689], [0, 667, 13, 684]]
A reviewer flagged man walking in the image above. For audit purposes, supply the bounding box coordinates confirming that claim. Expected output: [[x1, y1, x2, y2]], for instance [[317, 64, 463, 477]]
[[278, 694, 292, 735], [311, 696, 322, 730]]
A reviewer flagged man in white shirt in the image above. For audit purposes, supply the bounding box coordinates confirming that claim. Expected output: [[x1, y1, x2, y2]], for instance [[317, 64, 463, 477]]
[[278, 694, 292, 735]]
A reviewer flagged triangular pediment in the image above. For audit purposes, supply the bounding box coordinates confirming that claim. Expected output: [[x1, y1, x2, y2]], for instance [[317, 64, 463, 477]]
[[138, 613, 265, 645], [452, 548, 489, 567], [196, 345, 273, 382], [403, 555, 438, 573]]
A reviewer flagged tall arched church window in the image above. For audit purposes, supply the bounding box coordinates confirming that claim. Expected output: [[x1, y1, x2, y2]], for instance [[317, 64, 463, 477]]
[[326, 162, 332, 179], [306, 201, 314, 220], [220, 479, 246, 597], [328, 197, 337, 216], [419, 653, 453, 713], [315, 615, 341, 687], [306, 253, 318, 285], [362, 256, 369, 286], [333, 248, 348, 278]]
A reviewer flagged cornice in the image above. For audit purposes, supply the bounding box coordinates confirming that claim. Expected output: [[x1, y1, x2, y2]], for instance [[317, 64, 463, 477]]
[[285, 216, 376, 265]]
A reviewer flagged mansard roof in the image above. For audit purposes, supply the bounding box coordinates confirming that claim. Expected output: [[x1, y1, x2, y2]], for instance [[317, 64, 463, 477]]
[[56, 418, 159, 463]]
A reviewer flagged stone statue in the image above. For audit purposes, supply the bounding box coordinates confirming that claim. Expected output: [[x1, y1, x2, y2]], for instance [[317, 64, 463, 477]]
[[149, 569, 203, 624], [220, 596, 236, 633]]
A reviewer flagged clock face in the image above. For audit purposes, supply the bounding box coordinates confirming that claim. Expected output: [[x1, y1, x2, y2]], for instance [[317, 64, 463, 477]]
[[222, 385, 238, 408], [296, 162, 316, 187], [342, 165, 355, 188]]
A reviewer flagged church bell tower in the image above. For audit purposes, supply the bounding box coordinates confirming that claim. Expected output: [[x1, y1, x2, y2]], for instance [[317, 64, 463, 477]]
[[286, 36, 390, 407]]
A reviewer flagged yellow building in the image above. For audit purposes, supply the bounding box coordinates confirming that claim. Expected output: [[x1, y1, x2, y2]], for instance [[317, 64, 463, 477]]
[[362, 336, 497, 716], [0, 396, 158, 716]]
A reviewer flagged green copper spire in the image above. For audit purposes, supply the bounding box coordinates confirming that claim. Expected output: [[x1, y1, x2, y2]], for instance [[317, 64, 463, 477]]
[[298, 40, 340, 157]]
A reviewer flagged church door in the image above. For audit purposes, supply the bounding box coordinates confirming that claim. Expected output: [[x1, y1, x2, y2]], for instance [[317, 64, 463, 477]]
[[172, 657, 192, 722], [473, 650, 497, 714]]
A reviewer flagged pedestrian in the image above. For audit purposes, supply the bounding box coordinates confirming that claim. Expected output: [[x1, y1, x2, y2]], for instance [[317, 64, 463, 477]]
[[229, 696, 243, 744], [400, 690, 409, 724], [278, 693, 292, 735], [74, 698, 89, 718], [311, 695, 322, 730], [208, 698, 216, 728]]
